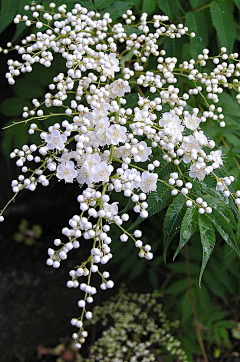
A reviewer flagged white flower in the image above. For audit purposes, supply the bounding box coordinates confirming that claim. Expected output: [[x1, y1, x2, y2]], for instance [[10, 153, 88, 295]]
[[103, 202, 119, 219], [183, 114, 201, 130], [101, 53, 120, 78], [164, 121, 184, 139], [45, 129, 67, 150], [109, 79, 131, 98], [91, 162, 113, 183], [114, 145, 130, 159], [93, 116, 110, 130], [140, 172, 158, 193], [132, 141, 152, 162], [106, 124, 127, 145], [92, 103, 110, 119], [77, 165, 92, 185], [194, 130, 208, 145], [57, 150, 79, 163], [210, 150, 223, 167], [189, 163, 206, 181], [159, 112, 181, 127], [182, 135, 201, 153], [56, 161, 77, 183]]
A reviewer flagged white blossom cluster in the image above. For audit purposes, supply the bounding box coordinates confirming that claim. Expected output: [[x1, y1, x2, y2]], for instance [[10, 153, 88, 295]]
[[1, 1, 240, 349]]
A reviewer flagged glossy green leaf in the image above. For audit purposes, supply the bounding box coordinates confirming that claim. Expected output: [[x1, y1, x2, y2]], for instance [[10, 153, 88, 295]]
[[157, 0, 180, 20], [210, 0, 235, 53], [185, 12, 208, 59], [0, 0, 20, 33], [142, 0, 156, 14], [174, 207, 198, 260], [207, 210, 240, 256], [199, 215, 216, 285], [163, 193, 187, 261], [124, 93, 139, 109], [94, 0, 115, 10], [163, 36, 184, 62], [189, 0, 210, 9], [12, 79, 45, 99], [103, 1, 134, 19], [0, 97, 30, 116]]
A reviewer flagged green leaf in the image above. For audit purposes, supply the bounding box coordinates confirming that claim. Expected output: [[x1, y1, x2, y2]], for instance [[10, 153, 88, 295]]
[[185, 12, 208, 59], [234, 0, 240, 10], [163, 193, 187, 261], [2, 120, 29, 159], [0, 0, 20, 33], [128, 182, 172, 230], [210, 0, 236, 53], [165, 279, 188, 294], [0, 97, 30, 116], [142, 0, 156, 14], [198, 215, 216, 285], [156, 0, 180, 20], [103, 1, 134, 19], [94, 0, 115, 10], [224, 133, 240, 147], [174, 207, 199, 259], [128, 259, 145, 281], [218, 92, 240, 118], [12, 79, 44, 99], [163, 36, 184, 62], [124, 93, 139, 109], [189, 0, 210, 9], [207, 210, 240, 256]]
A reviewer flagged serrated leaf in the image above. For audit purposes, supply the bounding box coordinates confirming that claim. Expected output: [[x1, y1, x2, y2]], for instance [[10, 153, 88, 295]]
[[156, 0, 180, 20], [128, 181, 172, 230], [124, 93, 139, 109], [94, 0, 115, 10], [198, 215, 215, 285], [142, 0, 156, 14], [103, 1, 134, 19], [189, 0, 210, 9], [163, 193, 187, 261], [207, 210, 240, 256], [0, 0, 20, 33], [163, 36, 184, 62], [174, 207, 198, 259], [210, 0, 236, 53], [185, 12, 208, 59]]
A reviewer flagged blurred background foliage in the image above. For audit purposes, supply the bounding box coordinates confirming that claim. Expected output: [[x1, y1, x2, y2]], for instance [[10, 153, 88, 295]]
[[1, 0, 240, 361]]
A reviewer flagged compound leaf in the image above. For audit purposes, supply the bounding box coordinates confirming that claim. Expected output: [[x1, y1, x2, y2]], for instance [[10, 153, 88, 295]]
[[174, 206, 198, 259], [163, 193, 186, 261], [210, 0, 235, 53]]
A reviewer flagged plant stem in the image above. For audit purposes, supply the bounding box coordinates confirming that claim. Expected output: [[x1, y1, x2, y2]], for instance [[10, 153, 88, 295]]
[[184, 244, 209, 362]]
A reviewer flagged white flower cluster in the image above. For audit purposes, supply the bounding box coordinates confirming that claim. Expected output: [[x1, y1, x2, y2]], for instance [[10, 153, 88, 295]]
[[1, 1, 240, 348]]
